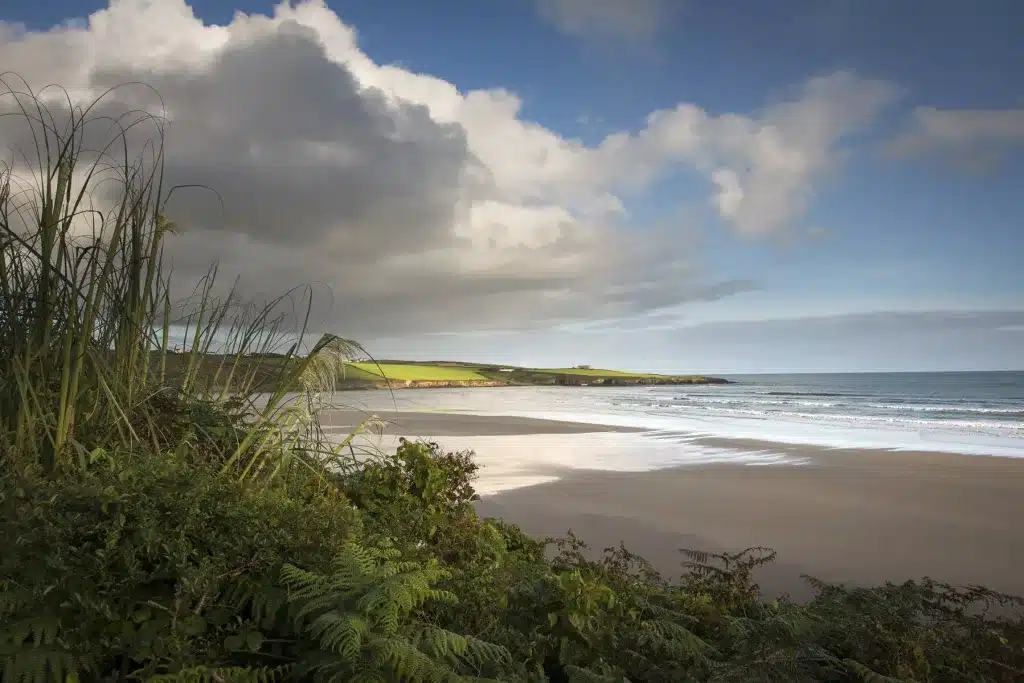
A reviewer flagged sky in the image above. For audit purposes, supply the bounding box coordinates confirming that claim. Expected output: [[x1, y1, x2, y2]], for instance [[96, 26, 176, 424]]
[[0, 0, 1021, 373]]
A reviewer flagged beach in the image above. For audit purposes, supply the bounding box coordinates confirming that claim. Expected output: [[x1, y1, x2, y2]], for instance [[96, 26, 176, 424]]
[[325, 406, 1024, 600]]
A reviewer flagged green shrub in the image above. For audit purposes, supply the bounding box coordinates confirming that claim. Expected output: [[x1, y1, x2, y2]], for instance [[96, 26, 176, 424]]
[[0, 453, 360, 681], [342, 439, 486, 562]]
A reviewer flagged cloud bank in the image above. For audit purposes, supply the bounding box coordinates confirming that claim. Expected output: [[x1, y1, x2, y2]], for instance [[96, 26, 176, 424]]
[[0, 0, 915, 340], [368, 311, 1024, 373], [535, 0, 673, 41], [887, 106, 1024, 170]]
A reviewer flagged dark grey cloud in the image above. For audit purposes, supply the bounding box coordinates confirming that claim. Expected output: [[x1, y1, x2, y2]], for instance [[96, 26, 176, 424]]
[[92, 22, 472, 254]]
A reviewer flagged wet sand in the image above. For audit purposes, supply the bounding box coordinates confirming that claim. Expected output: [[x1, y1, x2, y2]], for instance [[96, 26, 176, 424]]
[[323, 410, 1024, 599], [476, 448, 1024, 600], [320, 409, 645, 436]]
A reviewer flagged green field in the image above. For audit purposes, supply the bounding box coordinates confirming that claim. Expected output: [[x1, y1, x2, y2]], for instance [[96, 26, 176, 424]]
[[344, 362, 489, 382], [333, 360, 718, 385]]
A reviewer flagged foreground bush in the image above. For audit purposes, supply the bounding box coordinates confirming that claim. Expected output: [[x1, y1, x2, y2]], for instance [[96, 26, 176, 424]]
[[2, 79, 1023, 683], [5, 433, 1024, 683]]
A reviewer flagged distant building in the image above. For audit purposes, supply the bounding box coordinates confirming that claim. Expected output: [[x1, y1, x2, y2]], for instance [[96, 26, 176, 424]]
[[575, 364, 592, 370], [498, 368, 515, 372]]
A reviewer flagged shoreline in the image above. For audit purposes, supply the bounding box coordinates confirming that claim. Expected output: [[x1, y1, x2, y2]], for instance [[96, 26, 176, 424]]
[[334, 377, 732, 390], [322, 409, 1024, 600], [319, 409, 647, 436], [322, 408, 1024, 461]]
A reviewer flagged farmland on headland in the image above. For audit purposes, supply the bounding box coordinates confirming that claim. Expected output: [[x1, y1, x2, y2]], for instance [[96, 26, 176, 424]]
[[160, 353, 731, 389], [321, 358, 727, 388]]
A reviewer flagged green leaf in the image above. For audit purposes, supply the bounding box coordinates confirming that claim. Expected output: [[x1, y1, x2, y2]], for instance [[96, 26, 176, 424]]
[[133, 607, 152, 623], [568, 612, 584, 632], [207, 608, 231, 626], [224, 634, 244, 651], [548, 612, 558, 627], [180, 614, 207, 636], [246, 630, 264, 652]]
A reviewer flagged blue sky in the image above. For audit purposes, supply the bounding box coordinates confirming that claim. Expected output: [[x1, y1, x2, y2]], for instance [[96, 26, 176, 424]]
[[2, 0, 1022, 372]]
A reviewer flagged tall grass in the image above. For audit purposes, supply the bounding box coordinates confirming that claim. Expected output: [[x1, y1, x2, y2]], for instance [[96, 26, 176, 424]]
[[0, 74, 373, 483]]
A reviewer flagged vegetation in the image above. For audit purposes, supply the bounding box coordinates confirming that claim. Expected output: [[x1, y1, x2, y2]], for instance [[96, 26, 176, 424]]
[[344, 362, 490, 383], [334, 361, 726, 388], [156, 356, 726, 389], [2, 79, 1023, 683], [160, 358, 728, 389]]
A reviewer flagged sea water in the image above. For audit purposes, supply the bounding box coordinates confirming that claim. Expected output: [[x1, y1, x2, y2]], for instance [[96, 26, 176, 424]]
[[334, 371, 1024, 460]]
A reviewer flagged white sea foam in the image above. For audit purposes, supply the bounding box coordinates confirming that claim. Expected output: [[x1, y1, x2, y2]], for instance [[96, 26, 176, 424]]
[[324, 373, 1024, 474], [443, 406, 1024, 458]]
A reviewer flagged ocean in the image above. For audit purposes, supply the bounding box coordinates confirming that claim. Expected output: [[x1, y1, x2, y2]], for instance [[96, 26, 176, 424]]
[[336, 371, 1024, 461]]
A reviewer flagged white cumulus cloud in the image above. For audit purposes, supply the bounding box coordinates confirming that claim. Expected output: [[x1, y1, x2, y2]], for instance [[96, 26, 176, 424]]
[[0, 0, 897, 338]]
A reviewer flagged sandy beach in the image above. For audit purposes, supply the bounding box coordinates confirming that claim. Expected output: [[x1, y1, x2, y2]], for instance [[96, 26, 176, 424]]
[[325, 409, 1024, 600], [320, 409, 645, 436]]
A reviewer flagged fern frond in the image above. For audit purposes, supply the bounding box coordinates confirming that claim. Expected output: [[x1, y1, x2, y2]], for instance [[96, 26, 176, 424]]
[[145, 665, 289, 683], [309, 612, 370, 660], [564, 663, 626, 683], [409, 623, 511, 668], [3, 616, 63, 648], [637, 617, 716, 659], [284, 542, 510, 683], [843, 658, 915, 683], [0, 644, 84, 683]]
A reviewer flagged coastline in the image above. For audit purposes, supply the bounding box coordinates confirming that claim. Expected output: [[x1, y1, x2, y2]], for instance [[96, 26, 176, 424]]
[[320, 409, 647, 436], [333, 376, 732, 390], [323, 409, 1024, 600]]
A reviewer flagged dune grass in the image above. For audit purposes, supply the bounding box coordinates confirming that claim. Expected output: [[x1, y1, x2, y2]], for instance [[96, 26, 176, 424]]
[[2, 77, 1023, 683]]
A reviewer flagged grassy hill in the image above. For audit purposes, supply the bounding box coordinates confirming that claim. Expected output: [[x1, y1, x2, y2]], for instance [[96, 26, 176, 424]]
[[158, 353, 730, 390], [337, 359, 729, 388], [343, 362, 490, 382]]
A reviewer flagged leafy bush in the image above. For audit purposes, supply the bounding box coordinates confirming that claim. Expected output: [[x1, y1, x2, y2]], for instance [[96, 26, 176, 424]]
[[0, 453, 359, 681], [342, 439, 481, 553]]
